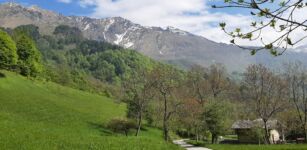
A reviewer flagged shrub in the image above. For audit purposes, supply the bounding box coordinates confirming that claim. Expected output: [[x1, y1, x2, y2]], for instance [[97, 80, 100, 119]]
[[0, 29, 18, 70], [107, 118, 137, 136], [0, 72, 5, 78]]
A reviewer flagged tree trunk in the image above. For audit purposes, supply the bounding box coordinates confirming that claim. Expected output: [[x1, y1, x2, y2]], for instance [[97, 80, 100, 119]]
[[263, 120, 271, 144], [163, 94, 169, 141], [135, 111, 142, 136], [163, 118, 169, 141], [302, 124, 307, 143], [195, 127, 199, 142], [211, 134, 216, 144]]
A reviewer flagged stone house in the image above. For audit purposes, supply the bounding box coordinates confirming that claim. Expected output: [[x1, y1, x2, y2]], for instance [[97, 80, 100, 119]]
[[231, 119, 285, 144]]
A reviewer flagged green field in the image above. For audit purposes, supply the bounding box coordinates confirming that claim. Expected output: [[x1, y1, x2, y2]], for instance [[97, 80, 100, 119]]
[[207, 144, 307, 150], [0, 71, 181, 150]]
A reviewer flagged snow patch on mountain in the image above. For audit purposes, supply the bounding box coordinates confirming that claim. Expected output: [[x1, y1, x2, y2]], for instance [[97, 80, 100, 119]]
[[124, 42, 134, 48], [166, 26, 188, 35], [84, 24, 90, 30], [130, 25, 142, 31], [114, 31, 127, 45]]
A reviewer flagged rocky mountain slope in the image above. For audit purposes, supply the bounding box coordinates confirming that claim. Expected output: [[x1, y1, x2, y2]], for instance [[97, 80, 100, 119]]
[[1, 2, 306, 72]]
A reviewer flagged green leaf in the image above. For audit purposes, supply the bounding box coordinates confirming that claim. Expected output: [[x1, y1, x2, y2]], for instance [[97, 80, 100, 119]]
[[270, 49, 277, 56], [219, 22, 226, 30], [286, 38, 293, 45], [235, 28, 241, 33], [243, 33, 253, 40], [265, 43, 273, 49], [270, 20, 276, 28], [279, 25, 286, 31], [251, 22, 257, 27], [251, 50, 256, 55], [230, 39, 235, 44]]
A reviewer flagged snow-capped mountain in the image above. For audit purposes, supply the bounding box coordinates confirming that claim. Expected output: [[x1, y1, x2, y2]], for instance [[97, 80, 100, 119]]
[[1, 2, 307, 72]]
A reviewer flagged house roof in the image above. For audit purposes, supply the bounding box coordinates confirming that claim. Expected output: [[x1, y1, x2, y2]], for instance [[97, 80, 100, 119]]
[[231, 119, 279, 129]]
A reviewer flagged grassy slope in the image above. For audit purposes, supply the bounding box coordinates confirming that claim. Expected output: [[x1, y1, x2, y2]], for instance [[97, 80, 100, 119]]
[[0, 71, 181, 150]]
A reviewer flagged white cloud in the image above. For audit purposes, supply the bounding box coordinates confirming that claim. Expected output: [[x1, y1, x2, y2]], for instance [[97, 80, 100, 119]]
[[57, 0, 72, 4], [78, 0, 307, 47]]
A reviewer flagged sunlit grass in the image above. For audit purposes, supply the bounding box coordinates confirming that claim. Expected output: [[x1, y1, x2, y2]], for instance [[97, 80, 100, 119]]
[[0, 70, 181, 150]]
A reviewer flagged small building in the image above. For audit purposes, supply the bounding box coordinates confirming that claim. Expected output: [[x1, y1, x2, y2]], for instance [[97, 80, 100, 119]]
[[231, 119, 285, 144]]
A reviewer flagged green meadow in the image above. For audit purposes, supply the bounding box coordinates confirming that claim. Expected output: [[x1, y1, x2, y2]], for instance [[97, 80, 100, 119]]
[[0, 71, 181, 150]]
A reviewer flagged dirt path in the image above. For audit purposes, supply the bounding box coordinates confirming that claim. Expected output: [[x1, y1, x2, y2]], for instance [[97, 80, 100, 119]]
[[173, 139, 212, 150]]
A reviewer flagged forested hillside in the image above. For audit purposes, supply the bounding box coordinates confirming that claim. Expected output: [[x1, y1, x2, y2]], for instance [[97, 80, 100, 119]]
[[0, 24, 183, 150], [1, 24, 158, 95]]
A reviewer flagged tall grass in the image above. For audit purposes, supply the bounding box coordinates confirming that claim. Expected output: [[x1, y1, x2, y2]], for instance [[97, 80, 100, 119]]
[[0, 71, 181, 150]]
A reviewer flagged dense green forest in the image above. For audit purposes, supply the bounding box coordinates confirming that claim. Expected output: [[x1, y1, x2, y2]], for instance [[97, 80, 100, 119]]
[[1, 25, 158, 96]]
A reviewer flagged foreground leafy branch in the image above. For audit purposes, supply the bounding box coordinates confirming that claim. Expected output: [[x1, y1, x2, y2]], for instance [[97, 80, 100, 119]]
[[213, 0, 307, 56]]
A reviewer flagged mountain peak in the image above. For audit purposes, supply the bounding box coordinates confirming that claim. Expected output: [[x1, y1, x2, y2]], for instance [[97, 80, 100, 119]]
[[2, 2, 21, 7], [165, 26, 189, 35], [4, 2, 305, 72], [0, 2, 60, 16]]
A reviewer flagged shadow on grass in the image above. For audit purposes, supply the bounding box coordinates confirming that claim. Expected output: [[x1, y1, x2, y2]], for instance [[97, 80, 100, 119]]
[[0, 72, 5, 78], [140, 126, 148, 131], [220, 140, 240, 144], [88, 122, 113, 136]]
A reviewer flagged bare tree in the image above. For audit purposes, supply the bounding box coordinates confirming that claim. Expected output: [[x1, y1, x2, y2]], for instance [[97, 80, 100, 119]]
[[178, 98, 204, 141], [208, 64, 229, 98], [122, 69, 156, 136], [185, 64, 230, 141], [284, 62, 307, 141], [243, 64, 287, 144], [187, 65, 209, 106], [152, 65, 184, 141], [213, 0, 307, 55]]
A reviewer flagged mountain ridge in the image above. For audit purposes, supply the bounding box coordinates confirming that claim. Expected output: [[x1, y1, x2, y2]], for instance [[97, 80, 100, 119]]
[[1, 2, 307, 72]]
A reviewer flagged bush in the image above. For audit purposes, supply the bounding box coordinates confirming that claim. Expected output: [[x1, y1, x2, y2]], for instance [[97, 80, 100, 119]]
[[0, 72, 5, 78], [107, 118, 137, 136], [0, 29, 18, 70]]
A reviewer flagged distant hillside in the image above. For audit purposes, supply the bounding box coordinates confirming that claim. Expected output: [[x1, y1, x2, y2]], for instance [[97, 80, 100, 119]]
[[1, 2, 307, 72], [0, 71, 180, 150]]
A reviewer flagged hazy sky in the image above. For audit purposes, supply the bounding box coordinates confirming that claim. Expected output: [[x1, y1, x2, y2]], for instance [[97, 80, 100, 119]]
[[1, 0, 306, 47]]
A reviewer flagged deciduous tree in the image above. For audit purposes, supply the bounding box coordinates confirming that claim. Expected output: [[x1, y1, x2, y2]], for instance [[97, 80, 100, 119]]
[[0, 29, 18, 70], [152, 65, 184, 141], [122, 68, 156, 136], [15, 33, 43, 77], [284, 62, 307, 141], [243, 64, 287, 144]]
